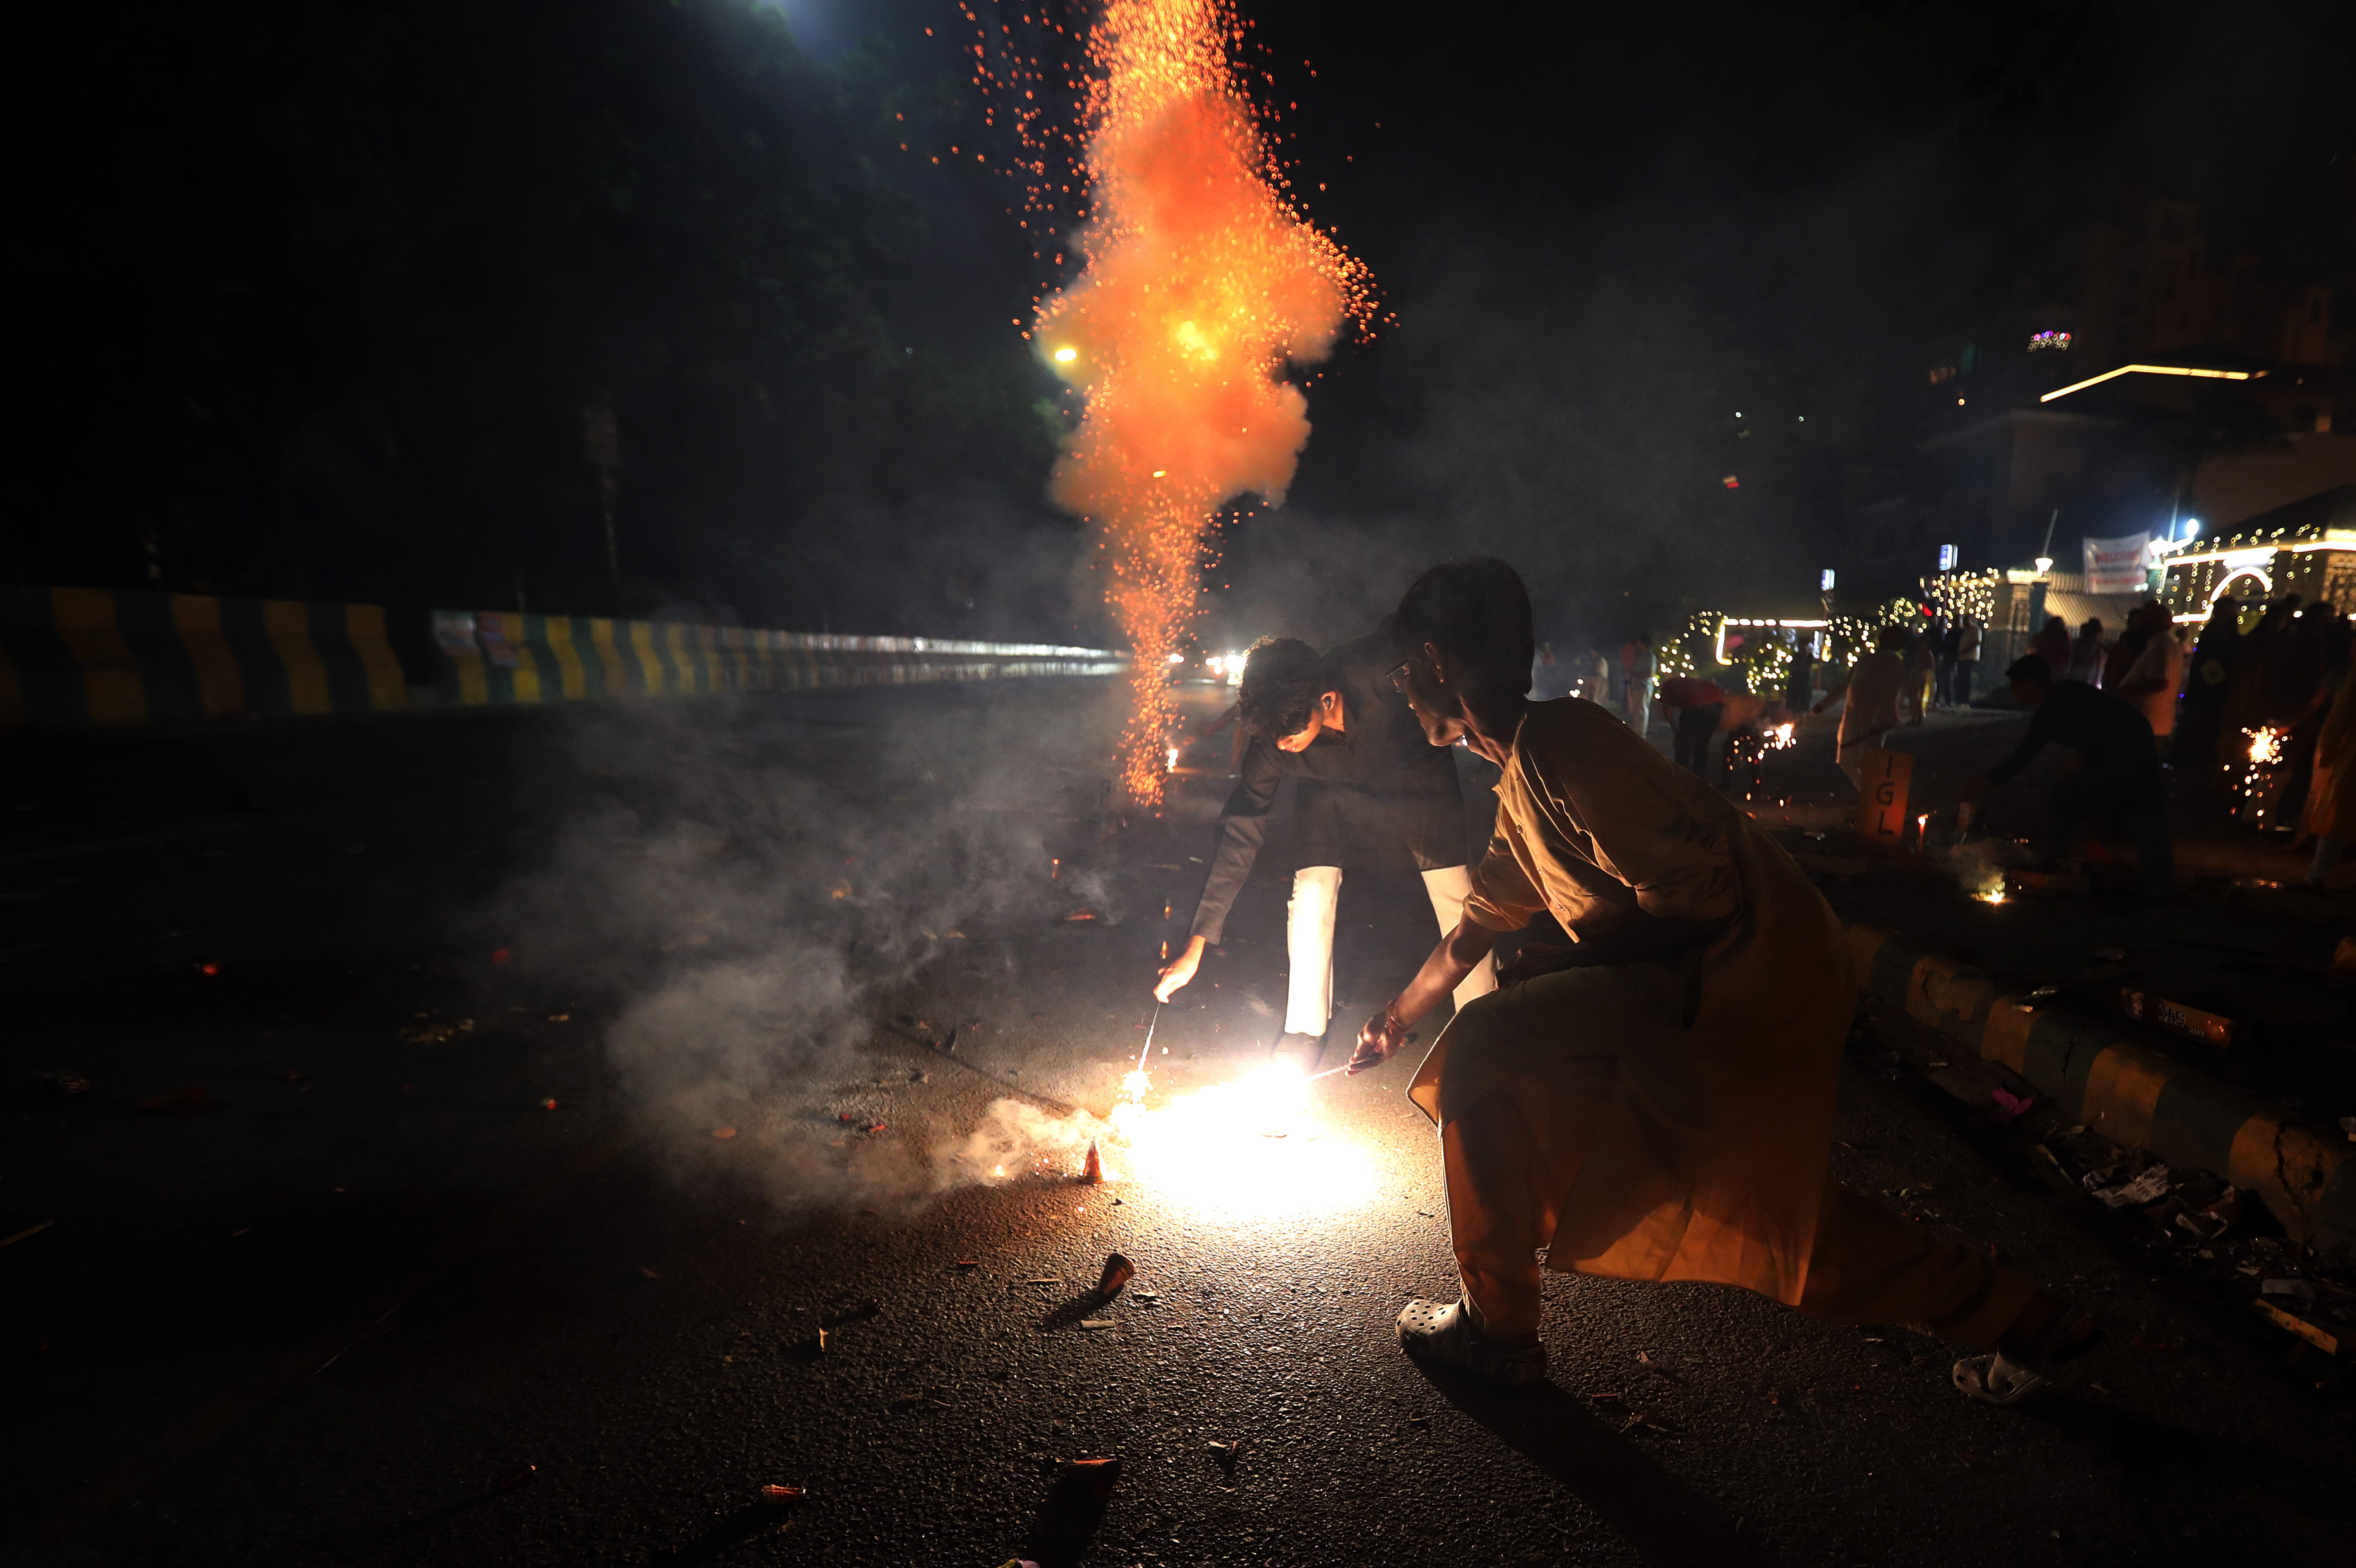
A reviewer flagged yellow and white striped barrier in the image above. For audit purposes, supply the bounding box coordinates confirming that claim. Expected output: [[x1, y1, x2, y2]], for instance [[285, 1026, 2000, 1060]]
[[0, 585, 1123, 727]]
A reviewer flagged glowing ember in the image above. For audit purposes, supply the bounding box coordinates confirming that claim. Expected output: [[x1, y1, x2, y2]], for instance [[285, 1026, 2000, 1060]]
[[1766, 721, 1795, 749], [2247, 726, 2284, 765], [1107, 1063, 1377, 1219], [1034, 0, 1371, 803]]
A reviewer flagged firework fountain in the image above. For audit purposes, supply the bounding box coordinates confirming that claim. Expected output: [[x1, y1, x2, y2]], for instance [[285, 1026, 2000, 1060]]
[[935, 0, 1377, 1211], [1032, 0, 1370, 805]]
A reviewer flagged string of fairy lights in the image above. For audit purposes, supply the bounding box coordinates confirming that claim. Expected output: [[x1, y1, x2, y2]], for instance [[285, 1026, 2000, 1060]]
[[1659, 585, 1991, 695]]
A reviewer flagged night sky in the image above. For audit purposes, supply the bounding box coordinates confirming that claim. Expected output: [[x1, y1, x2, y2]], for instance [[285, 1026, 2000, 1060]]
[[10, 0, 2352, 648]]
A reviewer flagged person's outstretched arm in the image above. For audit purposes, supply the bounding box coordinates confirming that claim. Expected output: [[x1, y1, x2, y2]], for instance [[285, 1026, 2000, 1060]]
[[1156, 736, 1283, 1000], [1348, 918, 1499, 1071]]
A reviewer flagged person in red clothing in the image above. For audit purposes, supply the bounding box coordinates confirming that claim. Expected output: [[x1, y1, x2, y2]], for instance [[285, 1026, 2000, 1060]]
[[1655, 674, 1725, 776]]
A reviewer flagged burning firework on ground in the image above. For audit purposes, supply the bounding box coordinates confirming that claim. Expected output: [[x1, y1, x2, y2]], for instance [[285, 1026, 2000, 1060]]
[[1021, 0, 1371, 803], [1103, 1061, 1378, 1218]]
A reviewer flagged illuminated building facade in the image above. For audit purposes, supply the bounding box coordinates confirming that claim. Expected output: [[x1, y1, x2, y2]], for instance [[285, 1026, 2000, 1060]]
[[2160, 484, 2356, 621]]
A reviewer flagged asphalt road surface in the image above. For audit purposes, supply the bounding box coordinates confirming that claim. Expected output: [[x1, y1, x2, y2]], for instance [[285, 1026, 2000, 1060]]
[[6, 681, 2354, 1567]]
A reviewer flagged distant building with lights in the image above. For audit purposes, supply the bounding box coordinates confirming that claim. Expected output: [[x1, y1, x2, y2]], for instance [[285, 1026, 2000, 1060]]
[[1840, 199, 2350, 606], [2160, 484, 2356, 621]]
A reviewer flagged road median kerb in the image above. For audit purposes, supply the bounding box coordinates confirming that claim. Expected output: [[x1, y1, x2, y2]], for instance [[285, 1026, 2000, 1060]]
[[1845, 922, 2356, 1263]]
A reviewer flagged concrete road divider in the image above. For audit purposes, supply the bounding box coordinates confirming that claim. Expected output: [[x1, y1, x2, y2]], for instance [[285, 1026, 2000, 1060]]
[[0, 585, 1123, 727], [1848, 921, 2356, 1262], [0, 585, 405, 726], [425, 609, 1122, 706]]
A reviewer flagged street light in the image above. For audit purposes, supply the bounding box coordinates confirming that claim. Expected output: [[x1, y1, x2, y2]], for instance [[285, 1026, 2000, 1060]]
[[2034, 556, 2054, 576]]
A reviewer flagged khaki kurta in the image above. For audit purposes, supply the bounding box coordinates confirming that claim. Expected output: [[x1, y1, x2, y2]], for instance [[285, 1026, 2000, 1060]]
[[1408, 698, 2031, 1343], [1413, 698, 1853, 1304], [2305, 675, 2356, 842], [1835, 652, 1904, 776]]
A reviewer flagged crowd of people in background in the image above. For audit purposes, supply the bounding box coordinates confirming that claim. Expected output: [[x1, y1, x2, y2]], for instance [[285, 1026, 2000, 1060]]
[[1541, 588, 2356, 892]]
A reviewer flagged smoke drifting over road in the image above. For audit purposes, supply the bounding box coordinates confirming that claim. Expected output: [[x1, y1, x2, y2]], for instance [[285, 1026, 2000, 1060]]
[[483, 679, 1135, 1212]]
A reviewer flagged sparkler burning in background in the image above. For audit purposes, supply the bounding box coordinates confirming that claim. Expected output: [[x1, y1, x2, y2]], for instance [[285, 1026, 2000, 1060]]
[[1031, 0, 1370, 803], [2236, 725, 2289, 829]]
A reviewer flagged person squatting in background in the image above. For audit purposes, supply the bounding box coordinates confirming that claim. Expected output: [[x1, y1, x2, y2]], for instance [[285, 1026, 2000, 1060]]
[[1654, 674, 1725, 777], [1960, 654, 2174, 893], [1350, 556, 2097, 1405], [1156, 632, 1497, 1063]]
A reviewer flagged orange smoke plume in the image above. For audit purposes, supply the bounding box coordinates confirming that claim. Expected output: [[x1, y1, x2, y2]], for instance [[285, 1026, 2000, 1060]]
[[1035, 0, 1369, 804]]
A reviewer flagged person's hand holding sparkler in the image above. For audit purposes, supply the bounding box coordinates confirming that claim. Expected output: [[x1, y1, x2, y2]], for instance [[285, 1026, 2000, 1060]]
[[1349, 917, 1500, 1073], [1154, 935, 1207, 1002], [1349, 1001, 1413, 1073]]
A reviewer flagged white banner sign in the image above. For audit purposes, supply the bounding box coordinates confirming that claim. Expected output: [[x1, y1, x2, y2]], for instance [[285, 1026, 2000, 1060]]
[[2082, 530, 2150, 594]]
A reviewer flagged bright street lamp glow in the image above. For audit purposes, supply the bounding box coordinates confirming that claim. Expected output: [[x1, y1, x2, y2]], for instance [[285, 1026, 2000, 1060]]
[[1052, 346, 1078, 363]]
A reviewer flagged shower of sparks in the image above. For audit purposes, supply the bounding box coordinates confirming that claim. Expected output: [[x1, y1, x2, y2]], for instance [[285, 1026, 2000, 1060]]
[[968, 0, 1370, 803], [2247, 726, 2284, 765], [1107, 1063, 1377, 1219]]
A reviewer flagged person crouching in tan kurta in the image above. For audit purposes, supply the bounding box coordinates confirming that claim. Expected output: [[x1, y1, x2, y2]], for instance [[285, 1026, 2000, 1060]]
[[1349, 558, 2096, 1405]]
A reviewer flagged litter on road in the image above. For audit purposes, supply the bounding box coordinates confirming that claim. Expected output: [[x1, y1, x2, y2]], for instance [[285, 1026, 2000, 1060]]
[[2254, 1300, 2339, 1356], [2090, 1165, 2171, 1209], [1057, 1457, 1122, 1499], [1990, 1087, 2037, 1121]]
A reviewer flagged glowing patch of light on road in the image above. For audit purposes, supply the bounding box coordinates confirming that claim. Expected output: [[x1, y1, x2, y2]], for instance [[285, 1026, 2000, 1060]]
[[1108, 1065, 1379, 1220]]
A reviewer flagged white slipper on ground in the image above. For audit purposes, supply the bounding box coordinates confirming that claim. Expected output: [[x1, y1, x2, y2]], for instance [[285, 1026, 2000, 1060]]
[[1954, 1300, 2096, 1406], [1951, 1351, 2050, 1406], [1396, 1296, 1548, 1386]]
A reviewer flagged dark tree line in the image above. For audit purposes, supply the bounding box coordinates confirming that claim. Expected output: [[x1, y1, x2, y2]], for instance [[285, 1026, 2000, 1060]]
[[7, 0, 1088, 640]]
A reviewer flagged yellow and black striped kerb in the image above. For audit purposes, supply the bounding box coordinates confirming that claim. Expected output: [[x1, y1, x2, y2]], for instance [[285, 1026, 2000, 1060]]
[[421, 609, 1122, 706], [1846, 922, 2356, 1262], [2, 585, 1126, 728], [0, 585, 405, 726]]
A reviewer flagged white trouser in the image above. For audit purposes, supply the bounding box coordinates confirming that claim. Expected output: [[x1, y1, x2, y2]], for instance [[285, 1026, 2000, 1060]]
[[1283, 864, 1502, 1037], [1420, 864, 1500, 1016]]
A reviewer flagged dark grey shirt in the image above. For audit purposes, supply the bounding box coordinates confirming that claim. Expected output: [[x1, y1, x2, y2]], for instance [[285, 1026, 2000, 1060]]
[[1187, 632, 1466, 945], [1985, 681, 2162, 804]]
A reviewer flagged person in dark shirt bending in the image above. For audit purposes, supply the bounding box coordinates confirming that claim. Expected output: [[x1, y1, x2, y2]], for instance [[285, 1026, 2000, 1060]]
[[1154, 633, 1496, 1061], [1959, 654, 2174, 890]]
